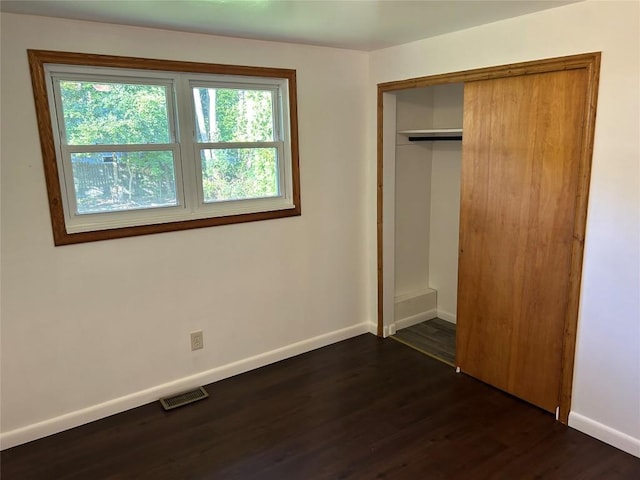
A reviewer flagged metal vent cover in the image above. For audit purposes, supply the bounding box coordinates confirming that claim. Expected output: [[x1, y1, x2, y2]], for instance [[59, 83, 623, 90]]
[[160, 386, 208, 411]]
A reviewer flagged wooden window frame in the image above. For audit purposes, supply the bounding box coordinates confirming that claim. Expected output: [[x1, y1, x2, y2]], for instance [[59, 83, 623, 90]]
[[28, 50, 301, 246]]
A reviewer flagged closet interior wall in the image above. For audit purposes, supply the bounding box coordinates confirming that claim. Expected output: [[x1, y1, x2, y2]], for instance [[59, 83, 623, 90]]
[[394, 84, 463, 330]]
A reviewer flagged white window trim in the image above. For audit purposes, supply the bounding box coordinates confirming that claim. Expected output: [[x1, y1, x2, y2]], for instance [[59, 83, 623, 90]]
[[43, 64, 296, 234]]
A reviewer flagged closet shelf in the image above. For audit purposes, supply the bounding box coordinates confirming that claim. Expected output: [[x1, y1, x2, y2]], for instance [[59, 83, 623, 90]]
[[399, 128, 463, 142]]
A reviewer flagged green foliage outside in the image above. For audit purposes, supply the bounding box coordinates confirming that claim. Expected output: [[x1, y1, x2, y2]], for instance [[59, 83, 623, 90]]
[[193, 88, 278, 202], [60, 80, 278, 214]]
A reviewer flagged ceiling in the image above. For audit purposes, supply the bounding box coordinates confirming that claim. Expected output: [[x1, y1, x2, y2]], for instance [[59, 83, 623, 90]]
[[0, 0, 581, 51]]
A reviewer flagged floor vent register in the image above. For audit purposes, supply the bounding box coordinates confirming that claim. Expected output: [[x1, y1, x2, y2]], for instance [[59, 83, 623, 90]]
[[159, 387, 208, 411]]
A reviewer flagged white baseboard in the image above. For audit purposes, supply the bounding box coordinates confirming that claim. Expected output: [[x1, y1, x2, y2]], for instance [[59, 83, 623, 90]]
[[0, 322, 371, 450], [569, 411, 640, 457], [437, 310, 457, 324], [394, 288, 436, 303], [366, 321, 378, 335], [394, 309, 438, 331]]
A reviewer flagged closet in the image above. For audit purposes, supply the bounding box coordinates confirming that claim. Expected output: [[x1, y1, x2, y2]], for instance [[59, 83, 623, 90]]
[[377, 53, 600, 422], [390, 84, 463, 365]]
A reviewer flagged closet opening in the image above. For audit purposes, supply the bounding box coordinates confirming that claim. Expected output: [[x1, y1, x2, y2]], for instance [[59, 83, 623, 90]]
[[382, 83, 463, 367], [376, 53, 600, 423]]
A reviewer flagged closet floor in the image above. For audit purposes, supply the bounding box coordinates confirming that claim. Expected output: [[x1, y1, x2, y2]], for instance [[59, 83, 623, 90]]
[[391, 318, 456, 366]]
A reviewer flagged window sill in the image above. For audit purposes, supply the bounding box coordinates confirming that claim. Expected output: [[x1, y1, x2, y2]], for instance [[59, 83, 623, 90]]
[[54, 206, 302, 245]]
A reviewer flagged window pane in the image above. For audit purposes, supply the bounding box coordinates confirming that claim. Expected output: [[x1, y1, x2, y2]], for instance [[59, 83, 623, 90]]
[[200, 148, 278, 202], [193, 88, 274, 142], [59, 81, 171, 145], [70, 151, 177, 214]]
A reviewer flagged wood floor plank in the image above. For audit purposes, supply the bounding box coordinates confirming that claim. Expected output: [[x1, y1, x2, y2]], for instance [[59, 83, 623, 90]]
[[2, 334, 638, 479], [393, 318, 456, 364]]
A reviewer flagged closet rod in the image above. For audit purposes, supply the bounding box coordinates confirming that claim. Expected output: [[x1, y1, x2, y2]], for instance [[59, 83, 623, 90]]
[[408, 136, 463, 142]]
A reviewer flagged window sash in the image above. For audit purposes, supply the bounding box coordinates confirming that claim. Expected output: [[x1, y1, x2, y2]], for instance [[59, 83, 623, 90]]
[[60, 145, 184, 221], [50, 74, 178, 147], [194, 142, 286, 206], [189, 82, 280, 144]]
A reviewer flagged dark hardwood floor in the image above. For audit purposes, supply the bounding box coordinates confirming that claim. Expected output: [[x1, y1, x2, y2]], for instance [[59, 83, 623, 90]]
[[2, 334, 639, 479], [392, 318, 456, 365]]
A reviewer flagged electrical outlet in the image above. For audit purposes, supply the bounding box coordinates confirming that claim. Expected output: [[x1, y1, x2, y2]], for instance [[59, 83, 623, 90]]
[[190, 331, 204, 351]]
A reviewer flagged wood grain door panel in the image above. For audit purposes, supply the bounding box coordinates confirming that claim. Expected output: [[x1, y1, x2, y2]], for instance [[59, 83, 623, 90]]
[[456, 70, 587, 412]]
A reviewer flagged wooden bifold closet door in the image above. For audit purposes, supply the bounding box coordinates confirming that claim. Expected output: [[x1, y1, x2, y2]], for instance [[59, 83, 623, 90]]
[[456, 69, 588, 413]]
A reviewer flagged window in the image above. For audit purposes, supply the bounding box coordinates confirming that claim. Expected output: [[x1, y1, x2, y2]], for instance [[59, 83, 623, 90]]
[[28, 50, 300, 245]]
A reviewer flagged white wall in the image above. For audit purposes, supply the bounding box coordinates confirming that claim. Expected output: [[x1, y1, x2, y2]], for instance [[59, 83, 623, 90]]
[[369, 0, 640, 456], [393, 84, 462, 323], [0, 13, 370, 447], [394, 89, 433, 297], [428, 143, 461, 323], [429, 83, 463, 322]]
